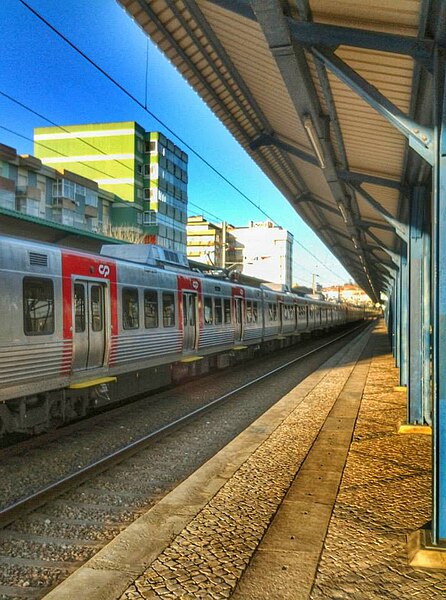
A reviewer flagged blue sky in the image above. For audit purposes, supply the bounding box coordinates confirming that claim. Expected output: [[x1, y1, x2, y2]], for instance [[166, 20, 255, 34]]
[[0, 0, 352, 287]]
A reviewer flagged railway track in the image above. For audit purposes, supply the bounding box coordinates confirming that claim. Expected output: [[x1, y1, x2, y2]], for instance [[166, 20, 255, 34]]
[[0, 322, 371, 599]]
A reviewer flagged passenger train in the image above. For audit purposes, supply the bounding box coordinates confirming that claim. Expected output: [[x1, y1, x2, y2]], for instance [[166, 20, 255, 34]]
[[0, 235, 367, 436]]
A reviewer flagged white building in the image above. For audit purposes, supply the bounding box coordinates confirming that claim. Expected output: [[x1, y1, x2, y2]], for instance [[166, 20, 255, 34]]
[[230, 220, 293, 288]]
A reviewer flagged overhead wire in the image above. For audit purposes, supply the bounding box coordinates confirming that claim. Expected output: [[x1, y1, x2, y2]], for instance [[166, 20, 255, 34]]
[[13, 0, 348, 283]]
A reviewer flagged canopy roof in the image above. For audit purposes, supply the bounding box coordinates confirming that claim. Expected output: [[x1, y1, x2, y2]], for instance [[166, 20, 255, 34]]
[[117, 0, 442, 301]]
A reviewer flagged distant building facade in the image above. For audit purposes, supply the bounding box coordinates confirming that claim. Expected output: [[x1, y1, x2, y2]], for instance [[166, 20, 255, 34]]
[[0, 142, 113, 234], [323, 284, 372, 305], [230, 220, 293, 288], [186, 217, 293, 287], [33, 122, 188, 252], [186, 216, 238, 268]]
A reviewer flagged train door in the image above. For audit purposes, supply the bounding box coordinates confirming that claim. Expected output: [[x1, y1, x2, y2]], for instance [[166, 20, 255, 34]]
[[234, 297, 243, 342], [182, 292, 197, 351], [72, 280, 107, 371]]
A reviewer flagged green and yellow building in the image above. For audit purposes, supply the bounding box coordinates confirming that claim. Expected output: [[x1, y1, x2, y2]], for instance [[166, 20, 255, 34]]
[[33, 121, 188, 252]]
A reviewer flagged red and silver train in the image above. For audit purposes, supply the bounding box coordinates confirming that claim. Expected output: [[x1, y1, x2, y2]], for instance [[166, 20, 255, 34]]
[[0, 235, 366, 436]]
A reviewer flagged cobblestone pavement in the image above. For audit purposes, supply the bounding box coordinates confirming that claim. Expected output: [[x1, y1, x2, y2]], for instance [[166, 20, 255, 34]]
[[311, 326, 446, 599], [119, 330, 371, 599]]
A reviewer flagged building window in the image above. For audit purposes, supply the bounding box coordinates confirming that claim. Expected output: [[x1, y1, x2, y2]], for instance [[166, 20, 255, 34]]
[[162, 292, 175, 327], [144, 290, 158, 328], [85, 190, 98, 207], [122, 287, 139, 329], [23, 277, 54, 335]]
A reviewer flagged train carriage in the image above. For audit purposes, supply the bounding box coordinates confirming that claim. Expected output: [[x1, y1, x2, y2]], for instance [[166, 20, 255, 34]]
[[0, 235, 369, 436]]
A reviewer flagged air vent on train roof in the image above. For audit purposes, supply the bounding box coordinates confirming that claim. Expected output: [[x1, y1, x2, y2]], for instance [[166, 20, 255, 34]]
[[100, 244, 190, 270], [29, 252, 48, 267]]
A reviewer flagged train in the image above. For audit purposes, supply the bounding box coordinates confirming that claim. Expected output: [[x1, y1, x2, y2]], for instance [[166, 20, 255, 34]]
[[0, 234, 368, 437]]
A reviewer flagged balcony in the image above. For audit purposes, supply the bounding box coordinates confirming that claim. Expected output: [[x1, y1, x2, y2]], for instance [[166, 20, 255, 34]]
[[52, 196, 76, 211], [84, 204, 98, 218]]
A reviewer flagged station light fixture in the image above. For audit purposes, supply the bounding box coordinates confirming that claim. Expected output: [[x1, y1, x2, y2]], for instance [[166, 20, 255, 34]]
[[302, 114, 326, 169], [337, 202, 348, 224]]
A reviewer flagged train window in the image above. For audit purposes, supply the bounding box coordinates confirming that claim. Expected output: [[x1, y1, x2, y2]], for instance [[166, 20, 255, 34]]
[[23, 277, 54, 335], [162, 292, 176, 327], [224, 298, 231, 323], [214, 297, 223, 325], [91, 286, 103, 332], [144, 290, 158, 328], [246, 301, 252, 323], [123, 287, 139, 330], [204, 296, 213, 325], [74, 284, 85, 332], [252, 302, 258, 323], [269, 303, 277, 321]]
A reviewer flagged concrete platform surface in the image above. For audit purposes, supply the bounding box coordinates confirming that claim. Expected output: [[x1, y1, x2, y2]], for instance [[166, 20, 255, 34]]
[[44, 322, 445, 599]]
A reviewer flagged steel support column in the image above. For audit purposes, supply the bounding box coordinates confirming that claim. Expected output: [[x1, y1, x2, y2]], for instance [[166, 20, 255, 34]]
[[395, 268, 401, 368], [432, 47, 446, 544], [423, 228, 432, 426], [408, 187, 427, 423], [399, 250, 409, 386]]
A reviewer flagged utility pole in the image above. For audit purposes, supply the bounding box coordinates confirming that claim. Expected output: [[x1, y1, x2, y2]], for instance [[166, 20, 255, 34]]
[[312, 273, 319, 294], [221, 221, 226, 269]]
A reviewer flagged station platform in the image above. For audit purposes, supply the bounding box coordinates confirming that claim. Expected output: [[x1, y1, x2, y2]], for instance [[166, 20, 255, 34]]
[[45, 321, 445, 600]]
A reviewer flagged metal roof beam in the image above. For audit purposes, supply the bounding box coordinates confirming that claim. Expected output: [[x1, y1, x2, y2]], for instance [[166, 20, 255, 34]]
[[209, 1, 434, 69], [359, 220, 399, 232], [349, 183, 409, 241], [287, 20, 434, 67], [337, 169, 406, 192], [312, 47, 434, 165], [207, 0, 254, 20], [251, 0, 367, 267], [314, 224, 352, 241], [250, 133, 318, 166], [294, 192, 341, 217], [368, 245, 400, 269]]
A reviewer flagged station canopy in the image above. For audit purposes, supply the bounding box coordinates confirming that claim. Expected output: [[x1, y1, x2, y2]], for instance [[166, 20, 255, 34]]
[[117, 0, 439, 302]]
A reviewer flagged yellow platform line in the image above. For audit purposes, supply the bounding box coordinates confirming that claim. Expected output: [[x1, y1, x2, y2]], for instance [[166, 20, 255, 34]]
[[232, 345, 248, 351], [179, 356, 204, 363], [69, 376, 117, 389], [397, 423, 432, 435], [393, 385, 407, 392]]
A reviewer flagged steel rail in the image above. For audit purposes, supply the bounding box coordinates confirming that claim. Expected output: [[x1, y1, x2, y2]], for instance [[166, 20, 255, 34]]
[[0, 321, 372, 528]]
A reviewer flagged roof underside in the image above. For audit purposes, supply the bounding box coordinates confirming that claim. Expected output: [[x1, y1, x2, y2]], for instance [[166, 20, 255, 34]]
[[117, 0, 438, 302]]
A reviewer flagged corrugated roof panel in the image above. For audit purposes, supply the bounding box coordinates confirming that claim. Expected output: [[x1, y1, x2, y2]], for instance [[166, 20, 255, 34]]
[[310, 0, 420, 35], [357, 184, 401, 219], [199, 2, 311, 149]]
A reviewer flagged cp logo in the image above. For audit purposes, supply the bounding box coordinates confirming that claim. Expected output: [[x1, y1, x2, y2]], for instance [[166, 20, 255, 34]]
[[98, 264, 110, 277]]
